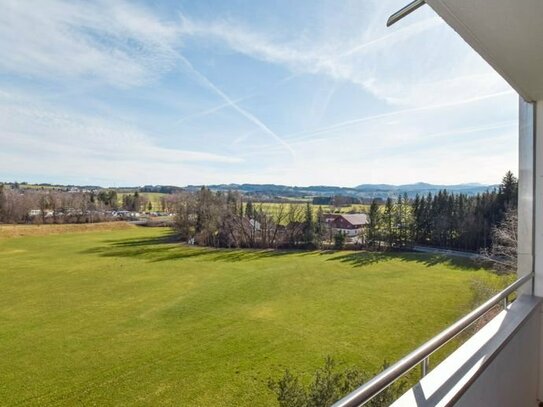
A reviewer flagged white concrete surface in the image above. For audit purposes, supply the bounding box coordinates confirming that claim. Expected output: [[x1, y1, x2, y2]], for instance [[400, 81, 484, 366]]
[[425, 0, 543, 101], [390, 296, 542, 407]]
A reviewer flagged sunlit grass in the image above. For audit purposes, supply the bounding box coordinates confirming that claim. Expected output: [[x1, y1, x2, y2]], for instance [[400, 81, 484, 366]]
[[0, 222, 135, 240], [0, 226, 507, 406]]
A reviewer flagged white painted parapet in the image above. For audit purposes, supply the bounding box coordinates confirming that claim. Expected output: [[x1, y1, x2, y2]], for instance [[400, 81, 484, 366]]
[[391, 296, 542, 406]]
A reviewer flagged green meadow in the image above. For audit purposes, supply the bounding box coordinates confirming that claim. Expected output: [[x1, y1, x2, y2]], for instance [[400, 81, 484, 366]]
[[0, 225, 508, 406], [244, 202, 371, 218], [117, 192, 167, 209]]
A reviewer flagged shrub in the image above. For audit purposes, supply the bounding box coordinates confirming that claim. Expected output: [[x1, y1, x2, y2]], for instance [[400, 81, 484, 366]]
[[268, 357, 406, 407], [333, 232, 345, 250]]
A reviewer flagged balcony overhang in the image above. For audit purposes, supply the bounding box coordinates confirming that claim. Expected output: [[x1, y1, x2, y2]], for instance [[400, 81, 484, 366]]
[[423, 0, 543, 102]]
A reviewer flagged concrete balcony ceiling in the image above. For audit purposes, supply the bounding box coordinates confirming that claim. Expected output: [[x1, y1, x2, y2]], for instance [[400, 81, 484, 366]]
[[425, 0, 543, 102]]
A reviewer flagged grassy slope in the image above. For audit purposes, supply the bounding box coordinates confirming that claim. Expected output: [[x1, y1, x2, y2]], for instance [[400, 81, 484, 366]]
[[0, 227, 506, 406]]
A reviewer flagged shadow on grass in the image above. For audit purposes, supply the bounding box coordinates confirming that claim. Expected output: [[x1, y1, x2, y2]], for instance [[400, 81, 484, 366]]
[[82, 233, 482, 270], [325, 251, 482, 271], [101, 233, 180, 247], [82, 233, 299, 263]]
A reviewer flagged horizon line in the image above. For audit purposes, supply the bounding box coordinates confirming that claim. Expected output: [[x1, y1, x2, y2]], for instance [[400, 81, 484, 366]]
[[0, 179, 502, 190]]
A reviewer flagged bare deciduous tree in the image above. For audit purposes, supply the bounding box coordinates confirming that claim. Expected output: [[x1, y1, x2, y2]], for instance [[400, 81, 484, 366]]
[[481, 209, 517, 274]]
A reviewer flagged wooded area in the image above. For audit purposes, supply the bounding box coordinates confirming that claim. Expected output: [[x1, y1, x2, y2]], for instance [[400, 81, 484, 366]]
[[174, 171, 518, 253], [0, 172, 517, 255], [0, 185, 178, 224], [367, 171, 518, 252]]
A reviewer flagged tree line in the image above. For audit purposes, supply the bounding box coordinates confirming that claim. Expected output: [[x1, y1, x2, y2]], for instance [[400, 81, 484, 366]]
[[173, 171, 518, 253], [2, 172, 518, 255], [366, 171, 518, 252], [0, 185, 177, 224], [173, 188, 330, 249]]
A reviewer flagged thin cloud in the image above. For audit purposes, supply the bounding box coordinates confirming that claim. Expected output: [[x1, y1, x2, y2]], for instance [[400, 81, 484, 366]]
[[0, 0, 180, 87], [170, 73, 296, 127], [0, 1, 518, 186], [0, 96, 242, 165], [175, 53, 295, 156], [175, 11, 508, 108], [338, 17, 443, 57], [172, 94, 250, 125], [238, 117, 516, 159], [284, 90, 515, 143], [237, 88, 515, 155]]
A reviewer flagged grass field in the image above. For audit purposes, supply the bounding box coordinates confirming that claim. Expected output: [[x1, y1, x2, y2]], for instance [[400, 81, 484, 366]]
[[118, 192, 167, 209], [0, 222, 134, 239], [246, 202, 371, 218], [0, 226, 508, 406]]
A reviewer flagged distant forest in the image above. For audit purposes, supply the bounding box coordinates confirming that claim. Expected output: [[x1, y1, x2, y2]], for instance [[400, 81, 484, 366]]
[[0, 172, 517, 254], [367, 171, 517, 252], [173, 171, 517, 253]]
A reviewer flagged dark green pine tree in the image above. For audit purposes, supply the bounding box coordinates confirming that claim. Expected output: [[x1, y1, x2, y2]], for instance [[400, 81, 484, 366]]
[[303, 203, 315, 248], [500, 170, 518, 210], [314, 205, 325, 247], [245, 200, 254, 219], [395, 193, 410, 247], [368, 199, 381, 248], [412, 194, 421, 242], [383, 197, 395, 249]]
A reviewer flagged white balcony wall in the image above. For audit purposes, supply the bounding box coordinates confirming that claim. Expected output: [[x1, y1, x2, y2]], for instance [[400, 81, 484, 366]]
[[453, 300, 540, 407], [390, 296, 542, 407]]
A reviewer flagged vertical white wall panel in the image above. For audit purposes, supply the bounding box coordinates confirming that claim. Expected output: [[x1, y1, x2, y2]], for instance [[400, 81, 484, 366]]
[[518, 98, 535, 295], [534, 101, 543, 297]]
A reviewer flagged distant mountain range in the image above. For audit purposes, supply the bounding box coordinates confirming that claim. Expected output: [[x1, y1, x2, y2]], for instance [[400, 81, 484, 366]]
[[3, 180, 496, 200], [185, 182, 496, 199]]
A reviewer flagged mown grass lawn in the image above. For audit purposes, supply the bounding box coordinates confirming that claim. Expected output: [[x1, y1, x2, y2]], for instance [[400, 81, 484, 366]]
[[0, 225, 507, 406]]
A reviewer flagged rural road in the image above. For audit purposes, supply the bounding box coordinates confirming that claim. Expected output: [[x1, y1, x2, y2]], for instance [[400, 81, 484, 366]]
[[412, 245, 483, 260]]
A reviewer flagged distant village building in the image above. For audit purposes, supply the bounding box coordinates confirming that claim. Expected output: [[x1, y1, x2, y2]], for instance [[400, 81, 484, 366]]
[[326, 213, 369, 237], [113, 210, 140, 219], [249, 218, 261, 231], [28, 209, 54, 218], [241, 217, 262, 232]]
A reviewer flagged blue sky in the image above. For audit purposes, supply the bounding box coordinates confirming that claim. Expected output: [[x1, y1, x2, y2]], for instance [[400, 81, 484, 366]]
[[0, 0, 517, 187]]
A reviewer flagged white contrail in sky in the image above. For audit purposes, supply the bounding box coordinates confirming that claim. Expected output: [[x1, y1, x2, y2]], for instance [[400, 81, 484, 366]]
[[237, 89, 516, 155], [175, 53, 295, 156], [171, 73, 296, 127], [172, 95, 250, 126], [339, 17, 442, 58], [284, 90, 515, 142]]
